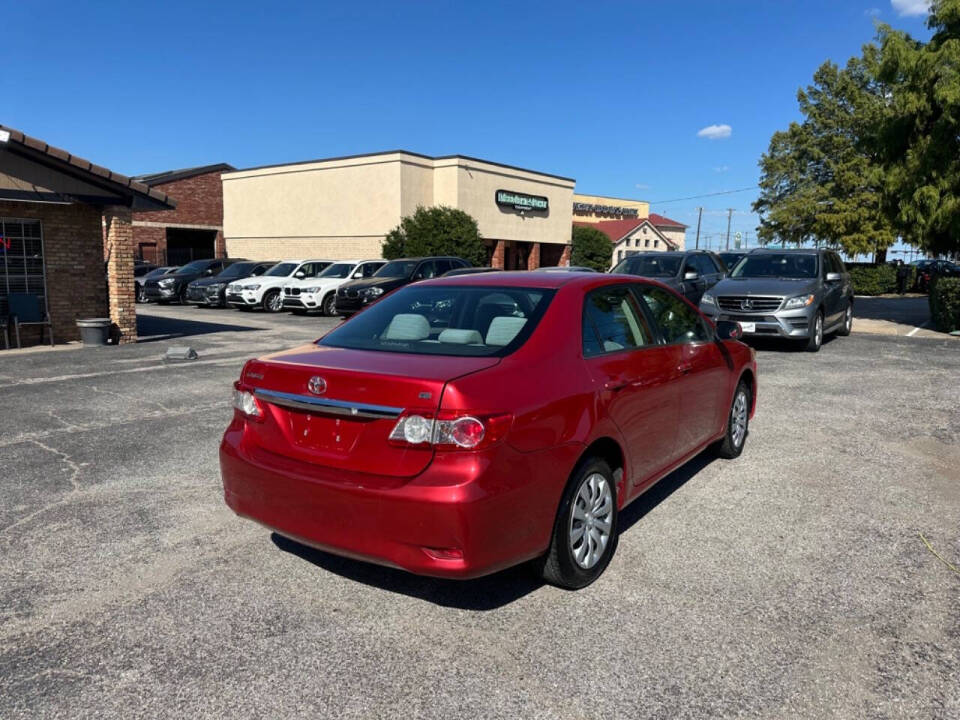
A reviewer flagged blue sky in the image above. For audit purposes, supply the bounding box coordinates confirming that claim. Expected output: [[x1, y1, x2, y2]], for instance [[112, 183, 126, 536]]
[[3, 0, 934, 253]]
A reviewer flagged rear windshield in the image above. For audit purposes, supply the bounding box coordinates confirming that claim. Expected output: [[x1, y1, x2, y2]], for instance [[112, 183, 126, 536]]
[[319, 285, 555, 357], [613, 255, 682, 278], [177, 260, 211, 274], [732, 253, 818, 279]]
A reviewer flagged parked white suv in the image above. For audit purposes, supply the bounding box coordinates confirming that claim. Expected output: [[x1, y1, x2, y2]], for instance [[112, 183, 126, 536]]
[[282, 259, 386, 316], [225, 259, 333, 312]]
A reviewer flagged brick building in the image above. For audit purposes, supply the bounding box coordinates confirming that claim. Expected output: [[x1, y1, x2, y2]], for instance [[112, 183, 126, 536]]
[[131, 163, 232, 266], [0, 124, 174, 346]]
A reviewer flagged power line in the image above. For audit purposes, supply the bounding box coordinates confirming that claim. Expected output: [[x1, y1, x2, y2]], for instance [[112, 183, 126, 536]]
[[649, 186, 757, 205]]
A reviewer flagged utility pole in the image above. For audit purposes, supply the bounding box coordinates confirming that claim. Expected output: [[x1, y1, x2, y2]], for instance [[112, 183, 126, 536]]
[[725, 208, 734, 250], [743, 231, 750, 249], [695, 207, 703, 249]]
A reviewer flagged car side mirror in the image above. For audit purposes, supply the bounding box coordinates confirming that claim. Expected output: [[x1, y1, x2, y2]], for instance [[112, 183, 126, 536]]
[[683, 270, 700, 281], [825, 272, 841, 282], [353, 271, 363, 278], [715, 320, 743, 341], [204, 268, 214, 276], [294, 271, 306, 279]]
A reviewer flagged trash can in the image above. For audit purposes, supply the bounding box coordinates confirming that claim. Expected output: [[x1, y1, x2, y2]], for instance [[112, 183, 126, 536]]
[[76, 318, 112, 346]]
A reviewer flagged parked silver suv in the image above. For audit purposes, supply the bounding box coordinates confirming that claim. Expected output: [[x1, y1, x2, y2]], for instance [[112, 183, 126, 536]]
[[699, 248, 853, 352]]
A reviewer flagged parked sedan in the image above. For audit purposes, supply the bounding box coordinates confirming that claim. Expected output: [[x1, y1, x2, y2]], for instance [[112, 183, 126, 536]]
[[611, 250, 726, 304], [221, 273, 756, 589], [186, 261, 277, 307], [334, 256, 471, 316], [136, 266, 178, 303], [282, 259, 386, 315]]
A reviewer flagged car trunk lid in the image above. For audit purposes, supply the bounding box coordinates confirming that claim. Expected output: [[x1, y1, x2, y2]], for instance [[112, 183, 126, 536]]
[[240, 344, 499, 479]]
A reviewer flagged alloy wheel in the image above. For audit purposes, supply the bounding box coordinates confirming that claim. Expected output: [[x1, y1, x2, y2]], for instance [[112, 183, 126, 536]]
[[569, 473, 613, 569], [266, 291, 282, 312], [845, 306, 852, 332], [323, 293, 337, 316], [814, 314, 823, 347], [731, 389, 748, 449]]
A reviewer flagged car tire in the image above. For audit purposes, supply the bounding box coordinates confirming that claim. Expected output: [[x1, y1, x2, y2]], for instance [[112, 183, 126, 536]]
[[322, 292, 338, 317], [135, 285, 146, 303], [716, 380, 751, 459], [179, 288, 190, 305], [538, 457, 619, 590], [805, 310, 823, 352], [837, 302, 853, 337], [262, 290, 282, 313]]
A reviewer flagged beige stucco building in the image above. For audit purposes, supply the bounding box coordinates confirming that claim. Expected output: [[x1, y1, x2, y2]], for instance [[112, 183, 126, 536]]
[[572, 193, 650, 222], [222, 151, 575, 269]]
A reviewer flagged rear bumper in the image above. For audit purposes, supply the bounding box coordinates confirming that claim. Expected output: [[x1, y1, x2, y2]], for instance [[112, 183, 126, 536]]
[[220, 420, 580, 579]]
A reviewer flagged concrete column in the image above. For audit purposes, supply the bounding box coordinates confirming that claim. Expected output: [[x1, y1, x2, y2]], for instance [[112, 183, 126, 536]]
[[104, 206, 137, 344], [527, 242, 541, 270]]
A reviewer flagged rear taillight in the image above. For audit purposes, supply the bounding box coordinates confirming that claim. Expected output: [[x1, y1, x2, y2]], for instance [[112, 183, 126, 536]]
[[232, 381, 263, 420], [388, 412, 512, 450]]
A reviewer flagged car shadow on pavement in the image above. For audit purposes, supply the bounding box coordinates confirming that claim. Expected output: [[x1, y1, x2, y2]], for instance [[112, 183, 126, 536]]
[[270, 447, 729, 609], [742, 335, 839, 353], [270, 533, 543, 610], [853, 295, 930, 329], [136, 312, 265, 342]]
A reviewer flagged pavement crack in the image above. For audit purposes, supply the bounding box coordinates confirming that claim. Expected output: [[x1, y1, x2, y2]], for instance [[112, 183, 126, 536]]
[[0, 439, 82, 535], [91, 383, 169, 412]]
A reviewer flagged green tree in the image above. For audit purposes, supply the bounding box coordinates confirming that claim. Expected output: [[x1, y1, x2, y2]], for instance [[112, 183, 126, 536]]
[[754, 57, 898, 257], [571, 226, 612, 271], [382, 205, 486, 266], [875, 0, 960, 256]]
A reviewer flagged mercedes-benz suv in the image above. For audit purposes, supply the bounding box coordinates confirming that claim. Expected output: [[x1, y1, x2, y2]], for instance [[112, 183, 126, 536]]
[[699, 248, 853, 352]]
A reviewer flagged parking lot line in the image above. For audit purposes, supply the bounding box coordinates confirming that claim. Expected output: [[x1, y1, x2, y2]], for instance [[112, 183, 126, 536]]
[[906, 321, 929, 337]]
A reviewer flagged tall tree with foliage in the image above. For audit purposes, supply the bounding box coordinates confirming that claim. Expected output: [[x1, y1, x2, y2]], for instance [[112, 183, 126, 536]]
[[571, 226, 612, 271], [754, 56, 898, 257], [875, 0, 960, 256], [382, 205, 486, 267]]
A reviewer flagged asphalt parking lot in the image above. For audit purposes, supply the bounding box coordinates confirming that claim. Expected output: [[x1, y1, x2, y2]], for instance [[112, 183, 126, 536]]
[[2, 304, 959, 719]]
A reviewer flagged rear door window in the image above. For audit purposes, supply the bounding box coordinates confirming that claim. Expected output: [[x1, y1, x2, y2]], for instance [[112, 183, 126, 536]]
[[636, 286, 710, 344], [413, 261, 439, 280], [582, 286, 654, 356]]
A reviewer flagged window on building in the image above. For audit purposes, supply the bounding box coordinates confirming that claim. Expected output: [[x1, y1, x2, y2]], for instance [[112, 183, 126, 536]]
[[654, 240, 659, 248], [645, 239, 650, 248], [617, 250, 624, 262], [0, 218, 46, 318]]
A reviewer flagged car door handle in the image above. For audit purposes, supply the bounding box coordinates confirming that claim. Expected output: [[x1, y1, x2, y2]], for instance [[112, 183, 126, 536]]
[[677, 363, 693, 375], [604, 378, 648, 392]]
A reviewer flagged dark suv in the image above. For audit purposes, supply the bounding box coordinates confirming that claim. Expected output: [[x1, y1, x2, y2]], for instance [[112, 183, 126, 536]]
[[699, 248, 853, 352], [143, 258, 245, 304], [185, 261, 276, 307], [611, 250, 726, 304], [335, 256, 471, 316]]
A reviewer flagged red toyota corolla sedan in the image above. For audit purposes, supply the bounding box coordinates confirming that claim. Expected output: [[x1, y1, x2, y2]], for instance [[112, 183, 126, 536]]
[[220, 272, 757, 589]]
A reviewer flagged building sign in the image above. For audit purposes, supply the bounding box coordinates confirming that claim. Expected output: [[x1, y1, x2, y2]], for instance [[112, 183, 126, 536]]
[[573, 202, 639, 218], [496, 189, 549, 213]]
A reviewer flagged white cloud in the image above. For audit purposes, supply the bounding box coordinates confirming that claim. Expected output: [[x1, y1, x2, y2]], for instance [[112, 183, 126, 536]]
[[635, 183, 651, 190], [714, 165, 730, 173], [865, 7, 881, 16], [891, 0, 931, 16], [697, 124, 732, 140]]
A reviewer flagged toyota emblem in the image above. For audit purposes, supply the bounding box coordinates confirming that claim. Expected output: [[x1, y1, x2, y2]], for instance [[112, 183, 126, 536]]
[[740, 298, 754, 310], [307, 376, 327, 395]]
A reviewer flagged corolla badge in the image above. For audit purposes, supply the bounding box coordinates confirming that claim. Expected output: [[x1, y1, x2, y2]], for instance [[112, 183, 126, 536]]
[[307, 376, 327, 395]]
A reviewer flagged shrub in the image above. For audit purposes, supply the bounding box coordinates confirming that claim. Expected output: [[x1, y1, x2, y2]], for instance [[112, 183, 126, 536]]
[[848, 264, 897, 295], [382, 206, 486, 267], [571, 226, 612, 272], [929, 277, 960, 333]]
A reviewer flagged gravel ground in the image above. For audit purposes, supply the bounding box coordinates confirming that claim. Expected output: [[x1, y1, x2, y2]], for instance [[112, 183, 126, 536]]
[[1, 304, 958, 719]]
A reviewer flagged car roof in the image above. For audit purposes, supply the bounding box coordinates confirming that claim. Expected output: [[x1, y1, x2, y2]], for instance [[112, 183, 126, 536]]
[[388, 256, 463, 262], [748, 247, 822, 254], [422, 270, 663, 291]]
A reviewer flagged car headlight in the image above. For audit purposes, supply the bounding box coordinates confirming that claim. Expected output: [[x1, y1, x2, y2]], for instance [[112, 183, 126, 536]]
[[784, 294, 815, 309], [301, 286, 321, 293], [243, 284, 261, 291], [362, 287, 384, 298], [158, 278, 175, 286], [701, 292, 715, 305], [209, 283, 225, 290]]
